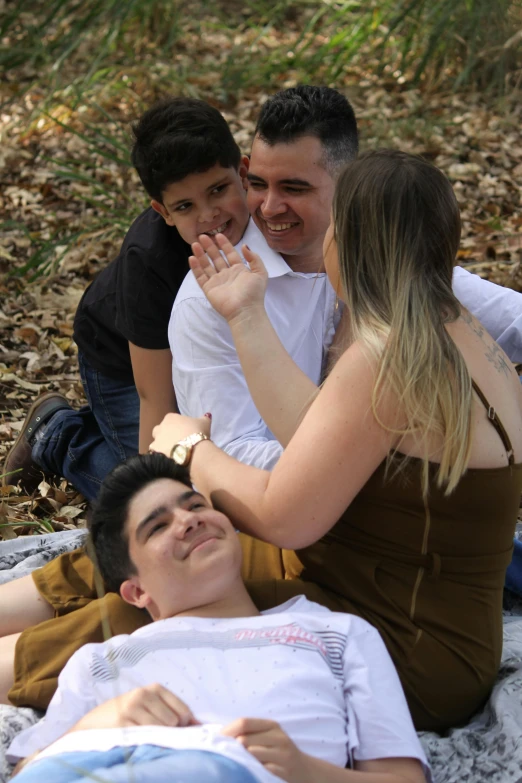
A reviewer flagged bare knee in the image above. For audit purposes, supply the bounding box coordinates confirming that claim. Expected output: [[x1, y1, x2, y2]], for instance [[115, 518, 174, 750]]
[[0, 575, 54, 636]]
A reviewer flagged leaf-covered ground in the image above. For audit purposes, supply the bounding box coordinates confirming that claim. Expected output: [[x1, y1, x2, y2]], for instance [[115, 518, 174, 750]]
[[1, 19, 522, 536]]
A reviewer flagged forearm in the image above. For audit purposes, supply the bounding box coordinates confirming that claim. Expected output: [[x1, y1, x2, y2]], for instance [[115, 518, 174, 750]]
[[129, 344, 178, 453], [152, 343, 393, 550], [12, 713, 88, 772], [229, 306, 317, 447], [189, 440, 321, 548], [139, 394, 177, 453], [304, 755, 425, 783], [11, 752, 40, 778], [189, 440, 276, 542]]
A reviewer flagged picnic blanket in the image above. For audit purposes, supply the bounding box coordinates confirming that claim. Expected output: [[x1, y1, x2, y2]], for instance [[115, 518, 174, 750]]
[[0, 531, 521, 782]]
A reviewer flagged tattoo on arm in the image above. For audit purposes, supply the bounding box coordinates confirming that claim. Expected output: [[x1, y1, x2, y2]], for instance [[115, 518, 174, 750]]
[[461, 310, 511, 378]]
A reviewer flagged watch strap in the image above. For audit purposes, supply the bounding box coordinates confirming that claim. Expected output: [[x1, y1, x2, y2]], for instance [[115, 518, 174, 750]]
[[170, 432, 209, 462]]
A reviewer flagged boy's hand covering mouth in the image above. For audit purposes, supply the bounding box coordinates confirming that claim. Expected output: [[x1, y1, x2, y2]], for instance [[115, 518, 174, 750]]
[[70, 683, 200, 732], [189, 232, 268, 324]]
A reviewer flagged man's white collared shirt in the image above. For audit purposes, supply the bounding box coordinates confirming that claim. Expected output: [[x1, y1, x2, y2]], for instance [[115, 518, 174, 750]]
[[452, 266, 522, 363], [169, 220, 522, 471], [169, 219, 338, 469]]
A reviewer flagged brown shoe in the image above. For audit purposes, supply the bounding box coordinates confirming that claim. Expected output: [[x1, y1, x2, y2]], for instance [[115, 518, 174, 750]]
[[3, 392, 71, 494]]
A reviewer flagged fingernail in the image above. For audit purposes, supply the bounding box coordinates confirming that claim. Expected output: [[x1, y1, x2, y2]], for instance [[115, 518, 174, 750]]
[[204, 412, 212, 419]]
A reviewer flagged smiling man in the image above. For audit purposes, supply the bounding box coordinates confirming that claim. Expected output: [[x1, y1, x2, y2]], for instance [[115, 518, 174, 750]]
[[170, 87, 357, 468], [247, 136, 337, 273], [8, 453, 428, 783], [246, 89, 356, 273]]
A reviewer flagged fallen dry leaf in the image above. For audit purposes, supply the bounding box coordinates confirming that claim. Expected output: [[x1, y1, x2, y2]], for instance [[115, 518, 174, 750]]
[[1, 15, 521, 537]]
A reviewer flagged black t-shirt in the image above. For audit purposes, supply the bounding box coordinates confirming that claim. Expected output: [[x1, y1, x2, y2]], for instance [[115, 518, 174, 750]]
[[74, 207, 190, 382]]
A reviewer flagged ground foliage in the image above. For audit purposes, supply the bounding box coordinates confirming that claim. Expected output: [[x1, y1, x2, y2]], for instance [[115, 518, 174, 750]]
[[0, 0, 521, 535]]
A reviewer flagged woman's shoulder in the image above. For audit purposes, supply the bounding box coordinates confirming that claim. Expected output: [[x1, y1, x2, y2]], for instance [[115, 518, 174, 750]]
[[329, 339, 401, 427], [329, 338, 376, 379]]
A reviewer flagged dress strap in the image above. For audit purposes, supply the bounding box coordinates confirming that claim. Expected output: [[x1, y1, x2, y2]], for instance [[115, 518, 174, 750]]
[[471, 380, 515, 465]]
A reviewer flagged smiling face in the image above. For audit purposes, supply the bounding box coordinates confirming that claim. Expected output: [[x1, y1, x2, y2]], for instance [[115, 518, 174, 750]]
[[152, 161, 250, 246], [247, 135, 336, 273], [120, 478, 243, 620]]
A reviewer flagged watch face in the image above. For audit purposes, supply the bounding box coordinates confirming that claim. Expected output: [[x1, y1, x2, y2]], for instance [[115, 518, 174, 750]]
[[172, 444, 189, 466]]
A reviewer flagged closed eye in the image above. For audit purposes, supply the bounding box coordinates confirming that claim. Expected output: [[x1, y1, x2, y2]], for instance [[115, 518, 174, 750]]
[[147, 521, 168, 538]]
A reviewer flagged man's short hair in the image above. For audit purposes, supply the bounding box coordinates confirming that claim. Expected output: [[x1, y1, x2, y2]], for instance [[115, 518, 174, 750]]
[[254, 85, 358, 175], [88, 453, 192, 593], [131, 97, 241, 203]]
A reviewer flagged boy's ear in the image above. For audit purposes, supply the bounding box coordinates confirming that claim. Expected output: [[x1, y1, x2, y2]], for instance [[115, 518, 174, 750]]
[[239, 155, 249, 190], [120, 577, 150, 610], [151, 200, 175, 227]]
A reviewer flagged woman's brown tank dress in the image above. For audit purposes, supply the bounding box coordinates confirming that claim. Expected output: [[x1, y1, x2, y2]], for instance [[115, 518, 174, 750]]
[[277, 381, 522, 731]]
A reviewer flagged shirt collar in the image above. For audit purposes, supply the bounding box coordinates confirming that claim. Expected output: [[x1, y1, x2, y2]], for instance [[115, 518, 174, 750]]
[[234, 219, 294, 279]]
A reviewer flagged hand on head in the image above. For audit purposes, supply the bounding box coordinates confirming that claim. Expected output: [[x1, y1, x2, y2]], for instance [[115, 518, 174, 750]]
[[149, 413, 212, 458], [190, 233, 268, 324]]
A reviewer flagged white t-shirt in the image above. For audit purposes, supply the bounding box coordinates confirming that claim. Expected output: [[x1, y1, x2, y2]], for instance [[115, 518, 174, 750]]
[[8, 597, 429, 782]]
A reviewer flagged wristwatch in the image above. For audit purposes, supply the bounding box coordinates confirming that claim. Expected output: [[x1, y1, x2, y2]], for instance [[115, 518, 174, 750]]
[[170, 432, 210, 466]]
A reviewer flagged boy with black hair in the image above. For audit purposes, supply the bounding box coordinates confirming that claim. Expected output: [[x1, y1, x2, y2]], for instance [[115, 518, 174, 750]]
[[4, 98, 250, 501], [8, 453, 429, 783]]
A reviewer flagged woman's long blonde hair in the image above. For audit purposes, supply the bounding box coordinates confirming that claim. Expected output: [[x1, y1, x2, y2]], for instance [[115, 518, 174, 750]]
[[332, 149, 471, 497]]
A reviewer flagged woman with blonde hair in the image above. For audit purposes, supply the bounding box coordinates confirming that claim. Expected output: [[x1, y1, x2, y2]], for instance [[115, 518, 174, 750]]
[[151, 150, 522, 732]]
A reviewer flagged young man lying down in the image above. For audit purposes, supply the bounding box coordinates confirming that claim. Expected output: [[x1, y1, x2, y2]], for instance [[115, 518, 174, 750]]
[[8, 453, 429, 783]]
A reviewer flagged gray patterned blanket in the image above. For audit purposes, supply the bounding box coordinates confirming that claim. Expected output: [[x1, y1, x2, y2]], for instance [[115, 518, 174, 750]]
[[0, 531, 521, 782]]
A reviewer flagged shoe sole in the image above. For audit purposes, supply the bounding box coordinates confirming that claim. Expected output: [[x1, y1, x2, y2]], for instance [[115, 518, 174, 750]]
[[2, 392, 69, 488]]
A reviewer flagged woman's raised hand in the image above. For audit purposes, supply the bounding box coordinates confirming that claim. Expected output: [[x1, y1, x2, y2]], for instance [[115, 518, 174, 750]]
[[190, 233, 268, 323]]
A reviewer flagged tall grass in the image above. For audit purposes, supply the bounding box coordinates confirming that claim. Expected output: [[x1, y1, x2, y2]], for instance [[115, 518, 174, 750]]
[[1, 0, 520, 278], [219, 0, 521, 93], [0, 0, 184, 78], [380, 0, 521, 91], [2, 0, 520, 94]]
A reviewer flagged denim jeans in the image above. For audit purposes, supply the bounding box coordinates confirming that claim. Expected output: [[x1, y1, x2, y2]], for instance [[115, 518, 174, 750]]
[[32, 353, 139, 501], [14, 745, 260, 783]]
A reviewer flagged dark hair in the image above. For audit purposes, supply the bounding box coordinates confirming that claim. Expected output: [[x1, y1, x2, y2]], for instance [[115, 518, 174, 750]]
[[88, 453, 192, 593], [255, 85, 358, 174], [131, 97, 241, 202]]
